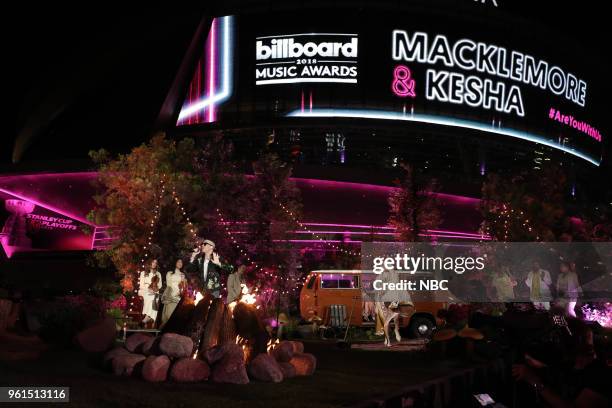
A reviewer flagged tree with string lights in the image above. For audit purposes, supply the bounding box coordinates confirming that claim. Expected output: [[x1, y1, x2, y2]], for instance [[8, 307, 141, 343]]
[[88, 134, 252, 296], [89, 133, 308, 324], [388, 163, 443, 242], [243, 152, 302, 313], [480, 164, 585, 242]]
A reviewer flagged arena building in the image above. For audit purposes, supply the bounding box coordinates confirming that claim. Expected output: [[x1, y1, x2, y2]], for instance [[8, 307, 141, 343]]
[[2, 1, 609, 267]]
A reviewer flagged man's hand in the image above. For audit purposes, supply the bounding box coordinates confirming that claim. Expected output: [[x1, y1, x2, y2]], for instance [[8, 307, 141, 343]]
[[211, 252, 221, 265]]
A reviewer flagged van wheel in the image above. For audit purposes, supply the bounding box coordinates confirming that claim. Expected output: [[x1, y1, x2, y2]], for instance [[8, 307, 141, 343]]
[[408, 316, 435, 339]]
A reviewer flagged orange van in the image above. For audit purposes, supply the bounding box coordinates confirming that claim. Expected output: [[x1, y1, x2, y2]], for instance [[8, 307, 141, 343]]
[[300, 270, 447, 338]]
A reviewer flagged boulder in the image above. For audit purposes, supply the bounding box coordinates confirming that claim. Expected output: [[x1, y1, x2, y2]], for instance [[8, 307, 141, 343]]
[[270, 341, 294, 362], [142, 336, 162, 356], [112, 353, 146, 376], [290, 341, 304, 354], [142, 355, 170, 382], [204, 343, 241, 365], [74, 317, 116, 353], [170, 358, 210, 382], [279, 362, 297, 379], [203, 344, 226, 365], [125, 332, 152, 353], [211, 344, 249, 384], [248, 353, 283, 383], [103, 346, 130, 367], [159, 333, 193, 358], [289, 352, 316, 376]]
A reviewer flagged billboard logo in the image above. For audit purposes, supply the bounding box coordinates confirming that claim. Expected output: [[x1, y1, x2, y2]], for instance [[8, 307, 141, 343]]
[[255, 33, 358, 85], [256, 37, 357, 60], [392, 65, 416, 97]]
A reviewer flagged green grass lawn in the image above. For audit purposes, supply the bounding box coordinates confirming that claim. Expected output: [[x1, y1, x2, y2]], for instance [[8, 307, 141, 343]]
[[0, 341, 482, 408]]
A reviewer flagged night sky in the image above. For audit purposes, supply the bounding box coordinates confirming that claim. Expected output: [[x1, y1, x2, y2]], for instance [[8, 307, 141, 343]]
[[4, 1, 611, 174]]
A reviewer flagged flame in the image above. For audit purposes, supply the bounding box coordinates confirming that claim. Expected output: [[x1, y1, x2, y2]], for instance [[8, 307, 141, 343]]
[[240, 284, 257, 304], [266, 338, 280, 353], [235, 335, 250, 362], [228, 284, 257, 313], [194, 291, 204, 305]]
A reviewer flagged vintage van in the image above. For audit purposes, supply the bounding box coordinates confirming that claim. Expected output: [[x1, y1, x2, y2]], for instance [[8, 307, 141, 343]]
[[299, 270, 447, 338]]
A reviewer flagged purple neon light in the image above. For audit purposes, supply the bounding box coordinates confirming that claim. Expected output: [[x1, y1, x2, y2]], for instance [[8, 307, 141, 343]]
[[230, 230, 489, 239], [300, 222, 393, 229], [293, 178, 481, 203], [0, 188, 94, 226], [274, 233, 489, 244], [177, 16, 234, 124]]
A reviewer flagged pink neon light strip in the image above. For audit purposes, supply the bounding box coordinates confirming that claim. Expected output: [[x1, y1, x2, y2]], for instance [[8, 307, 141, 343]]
[[274, 234, 488, 244], [300, 222, 394, 230], [294, 178, 481, 202], [207, 18, 216, 123], [231, 230, 489, 241]]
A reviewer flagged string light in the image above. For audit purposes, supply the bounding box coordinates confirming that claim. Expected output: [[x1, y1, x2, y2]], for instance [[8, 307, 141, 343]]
[[483, 203, 540, 242], [277, 201, 361, 257], [123, 176, 167, 335]]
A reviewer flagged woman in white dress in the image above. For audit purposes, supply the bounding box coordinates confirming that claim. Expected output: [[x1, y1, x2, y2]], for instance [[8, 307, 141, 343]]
[[138, 259, 162, 326], [160, 259, 186, 327], [556, 261, 582, 317]]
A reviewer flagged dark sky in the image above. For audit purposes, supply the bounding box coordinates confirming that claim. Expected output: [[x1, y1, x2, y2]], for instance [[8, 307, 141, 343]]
[[4, 1, 611, 172]]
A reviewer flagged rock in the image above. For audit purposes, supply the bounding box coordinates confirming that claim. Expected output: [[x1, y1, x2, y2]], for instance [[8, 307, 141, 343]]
[[112, 353, 146, 376], [204, 343, 243, 365], [142, 337, 161, 356], [159, 333, 194, 358], [290, 341, 304, 354], [75, 317, 116, 353], [103, 346, 130, 367], [170, 357, 210, 382], [270, 341, 294, 362], [279, 362, 297, 379], [248, 353, 283, 383], [289, 352, 316, 376], [211, 344, 249, 384], [203, 344, 226, 365], [125, 332, 152, 353], [142, 355, 170, 382]]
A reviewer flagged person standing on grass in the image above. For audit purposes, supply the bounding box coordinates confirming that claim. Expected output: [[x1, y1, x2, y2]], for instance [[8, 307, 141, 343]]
[[227, 264, 245, 304], [526, 260, 552, 310], [138, 258, 162, 327], [160, 258, 186, 327], [556, 261, 582, 317]]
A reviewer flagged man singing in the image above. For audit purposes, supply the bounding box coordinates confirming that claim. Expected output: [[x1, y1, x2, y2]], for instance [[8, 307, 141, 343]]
[[189, 239, 223, 298]]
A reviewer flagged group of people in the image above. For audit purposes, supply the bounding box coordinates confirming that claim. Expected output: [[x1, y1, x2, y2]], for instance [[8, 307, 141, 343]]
[[137, 239, 245, 328], [492, 260, 583, 316]]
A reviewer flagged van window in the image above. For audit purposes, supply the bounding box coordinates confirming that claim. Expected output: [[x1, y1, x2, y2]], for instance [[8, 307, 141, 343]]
[[306, 275, 316, 289], [320, 274, 359, 289]]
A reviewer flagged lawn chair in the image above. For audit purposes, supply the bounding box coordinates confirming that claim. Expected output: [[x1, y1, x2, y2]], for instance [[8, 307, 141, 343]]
[[320, 304, 348, 339]]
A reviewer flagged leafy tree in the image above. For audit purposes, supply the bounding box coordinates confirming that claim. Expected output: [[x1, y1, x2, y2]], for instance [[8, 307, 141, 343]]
[[89, 134, 303, 315], [242, 152, 302, 312], [480, 164, 582, 241], [388, 163, 443, 241], [88, 133, 249, 290]]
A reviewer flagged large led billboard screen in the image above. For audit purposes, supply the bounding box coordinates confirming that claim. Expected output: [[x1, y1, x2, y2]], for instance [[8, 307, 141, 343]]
[[176, 11, 604, 166]]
